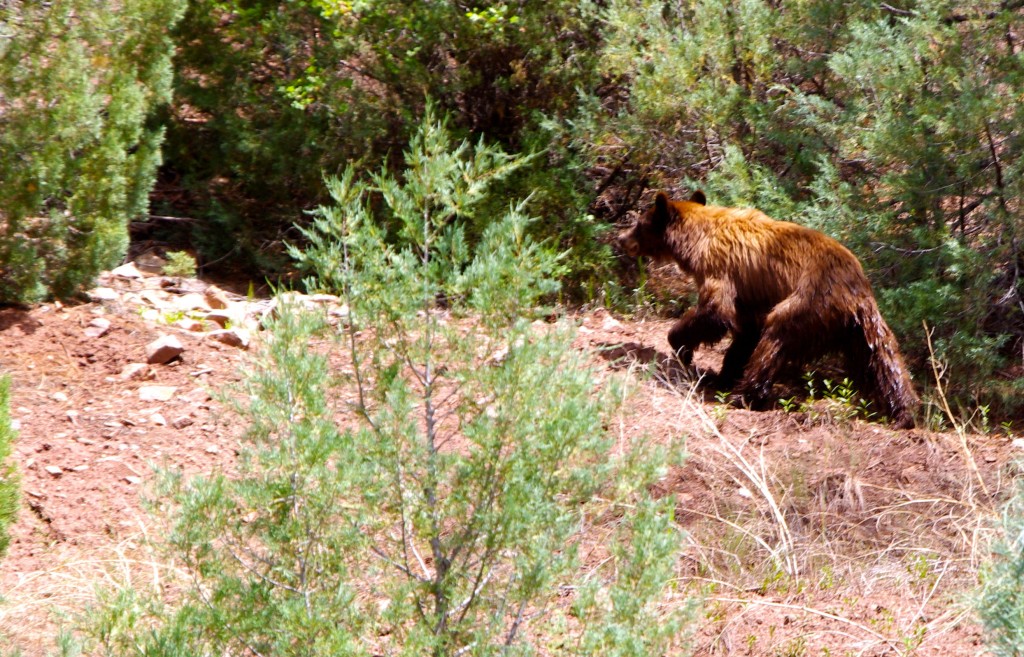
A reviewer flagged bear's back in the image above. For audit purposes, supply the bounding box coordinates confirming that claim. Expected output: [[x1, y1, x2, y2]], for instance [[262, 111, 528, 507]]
[[677, 202, 868, 305]]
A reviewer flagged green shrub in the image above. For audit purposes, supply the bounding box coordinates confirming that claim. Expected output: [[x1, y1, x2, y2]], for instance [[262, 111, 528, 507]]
[[581, 0, 1024, 416], [979, 475, 1024, 656], [163, 0, 607, 281], [161, 251, 198, 279], [86, 108, 692, 656], [0, 376, 19, 558], [0, 0, 185, 302]]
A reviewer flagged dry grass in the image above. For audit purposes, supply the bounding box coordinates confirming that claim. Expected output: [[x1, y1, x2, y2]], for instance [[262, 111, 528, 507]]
[[628, 347, 1003, 656]]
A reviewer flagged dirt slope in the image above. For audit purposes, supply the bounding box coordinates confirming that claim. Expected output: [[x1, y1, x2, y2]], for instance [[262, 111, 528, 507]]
[[0, 275, 1012, 656]]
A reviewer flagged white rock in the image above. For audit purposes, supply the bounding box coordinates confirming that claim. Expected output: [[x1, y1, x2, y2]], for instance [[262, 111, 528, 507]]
[[120, 363, 151, 380], [173, 318, 207, 332], [174, 293, 211, 312], [84, 317, 111, 338], [87, 287, 119, 302], [139, 289, 170, 309], [110, 262, 144, 279], [308, 293, 342, 305], [44, 465, 63, 477], [146, 335, 184, 364], [139, 386, 178, 402], [139, 308, 161, 322], [601, 314, 623, 331]]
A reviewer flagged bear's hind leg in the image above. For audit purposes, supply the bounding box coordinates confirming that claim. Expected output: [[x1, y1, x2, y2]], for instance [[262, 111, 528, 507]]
[[734, 301, 813, 408], [718, 322, 762, 389]]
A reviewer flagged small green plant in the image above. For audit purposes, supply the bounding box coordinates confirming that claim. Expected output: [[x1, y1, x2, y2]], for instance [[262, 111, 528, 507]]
[[0, 375, 19, 557], [978, 470, 1024, 657], [793, 375, 876, 424], [157, 310, 186, 325], [900, 623, 927, 653], [776, 635, 808, 657], [161, 251, 197, 278], [817, 564, 836, 591], [907, 553, 934, 584]]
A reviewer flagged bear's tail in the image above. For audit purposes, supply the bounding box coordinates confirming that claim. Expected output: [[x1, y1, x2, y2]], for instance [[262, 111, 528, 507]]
[[854, 300, 919, 429]]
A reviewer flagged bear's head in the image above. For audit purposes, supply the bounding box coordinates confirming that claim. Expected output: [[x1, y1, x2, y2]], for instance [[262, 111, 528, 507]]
[[618, 190, 704, 260]]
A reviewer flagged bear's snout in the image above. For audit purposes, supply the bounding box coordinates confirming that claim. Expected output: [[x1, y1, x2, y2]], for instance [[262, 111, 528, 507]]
[[617, 229, 640, 258]]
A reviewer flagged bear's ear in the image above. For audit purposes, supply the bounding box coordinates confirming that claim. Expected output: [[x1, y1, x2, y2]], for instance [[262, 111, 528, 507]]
[[688, 190, 706, 205], [653, 191, 672, 227]]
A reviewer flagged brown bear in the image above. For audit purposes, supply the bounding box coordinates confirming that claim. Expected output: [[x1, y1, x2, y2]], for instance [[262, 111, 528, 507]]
[[619, 190, 919, 429]]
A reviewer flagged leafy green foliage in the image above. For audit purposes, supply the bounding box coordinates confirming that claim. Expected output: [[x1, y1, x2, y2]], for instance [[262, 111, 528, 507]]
[[0, 0, 185, 302], [979, 474, 1024, 656], [86, 109, 690, 656], [0, 376, 19, 558], [584, 0, 1024, 416], [163, 0, 607, 281], [161, 251, 198, 278]]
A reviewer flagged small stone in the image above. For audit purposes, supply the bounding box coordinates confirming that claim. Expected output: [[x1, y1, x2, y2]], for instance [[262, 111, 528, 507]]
[[44, 466, 63, 477], [139, 289, 170, 309], [151, 413, 167, 426], [308, 293, 341, 305], [110, 262, 144, 279], [83, 317, 112, 338], [171, 416, 194, 430], [173, 318, 207, 332], [120, 363, 152, 380], [208, 328, 250, 349], [329, 304, 351, 323], [204, 285, 233, 310], [146, 334, 184, 364], [174, 293, 210, 313], [204, 305, 247, 329], [205, 444, 220, 454], [139, 386, 178, 402], [139, 308, 161, 322], [51, 391, 69, 403], [135, 252, 167, 274], [204, 309, 232, 328], [125, 476, 143, 485], [601, 314, 623, 331], [87, 287, 119, 302]]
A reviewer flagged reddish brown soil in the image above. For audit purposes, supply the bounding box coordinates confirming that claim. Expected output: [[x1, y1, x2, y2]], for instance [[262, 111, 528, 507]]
[[0, 287, 1012, 656]]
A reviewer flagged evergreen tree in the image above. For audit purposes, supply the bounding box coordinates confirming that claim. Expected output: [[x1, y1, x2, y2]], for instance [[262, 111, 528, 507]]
[[0, 0, 185, 302]]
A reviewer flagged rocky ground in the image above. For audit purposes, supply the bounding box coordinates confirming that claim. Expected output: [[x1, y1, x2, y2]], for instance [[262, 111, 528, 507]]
[[0, 264, 1013, 656]]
